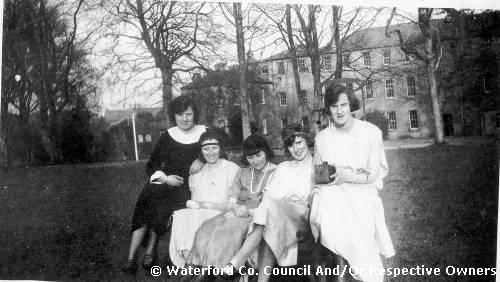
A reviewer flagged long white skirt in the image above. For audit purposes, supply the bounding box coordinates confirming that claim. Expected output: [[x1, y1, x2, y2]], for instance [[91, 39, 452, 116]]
[[169, 208, 221, 267], [310, 184, 395, 282]]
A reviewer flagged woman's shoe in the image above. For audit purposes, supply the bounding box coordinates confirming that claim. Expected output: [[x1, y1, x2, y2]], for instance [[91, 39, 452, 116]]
[[121, 258, 138, 275], [142, 254, 156, 270]]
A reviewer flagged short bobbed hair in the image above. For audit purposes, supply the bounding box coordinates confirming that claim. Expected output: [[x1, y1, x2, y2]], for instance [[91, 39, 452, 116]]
[[241, 134, 274, 166], [324, 84, 360, 114], [281, 124, 313, 158], [198, 130, 227, 162], [168, 95, 200, 125]]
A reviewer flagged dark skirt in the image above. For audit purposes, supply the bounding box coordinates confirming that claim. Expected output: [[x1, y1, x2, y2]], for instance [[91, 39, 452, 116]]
[[131, 182, 190, 237]]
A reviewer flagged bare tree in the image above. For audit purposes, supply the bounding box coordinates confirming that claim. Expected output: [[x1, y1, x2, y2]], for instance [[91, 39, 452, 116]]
[[217, 2, 271, 139], [101, 0, 219, 110], [2, 0, 101, 164], [386, 8, 444, 143]]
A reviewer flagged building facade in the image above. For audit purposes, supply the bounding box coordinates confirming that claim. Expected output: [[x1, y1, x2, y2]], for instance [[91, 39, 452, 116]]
[[258, 21, 499, 139]]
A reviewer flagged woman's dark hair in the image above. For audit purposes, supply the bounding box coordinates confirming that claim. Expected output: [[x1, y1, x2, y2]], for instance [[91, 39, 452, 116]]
[[241, 134, 274, 166], [324, 83, 360, 114], [198, 130, 227, 162], [168, 95, 200, 125], [281, 123, 313, 158]]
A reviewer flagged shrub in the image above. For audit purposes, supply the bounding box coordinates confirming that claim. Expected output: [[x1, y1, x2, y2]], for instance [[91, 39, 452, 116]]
[[364, 110, 389, 140]]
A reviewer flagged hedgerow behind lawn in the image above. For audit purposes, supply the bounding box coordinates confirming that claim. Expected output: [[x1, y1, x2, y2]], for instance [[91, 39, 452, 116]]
[[0, 143, 497, 281]]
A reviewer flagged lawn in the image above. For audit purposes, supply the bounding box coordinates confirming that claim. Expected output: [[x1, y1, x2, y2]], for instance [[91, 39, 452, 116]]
[[0, 143, 497, 281]]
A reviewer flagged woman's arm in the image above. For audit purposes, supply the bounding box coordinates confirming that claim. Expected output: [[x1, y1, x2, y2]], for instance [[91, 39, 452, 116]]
[[332, 129, 383, 185], [146, 134, 167, 177]]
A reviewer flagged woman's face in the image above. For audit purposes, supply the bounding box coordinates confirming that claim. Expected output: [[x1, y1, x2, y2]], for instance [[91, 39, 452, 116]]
[[288, 136, 309, 161], [246, 150, 268, 171], [329, 93, 352, 128], [175, 106, 195, 131], [201, 139, 220, 164]]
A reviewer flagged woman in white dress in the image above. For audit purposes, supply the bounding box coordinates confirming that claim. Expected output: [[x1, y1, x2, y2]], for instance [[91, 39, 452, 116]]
[[223, 125, 314, 282], [169, 130, 239, 267], [310, 84, 395, 282]]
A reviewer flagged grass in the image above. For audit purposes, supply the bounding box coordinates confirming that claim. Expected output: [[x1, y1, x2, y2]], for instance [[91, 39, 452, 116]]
[[0, 143, 497, 281]]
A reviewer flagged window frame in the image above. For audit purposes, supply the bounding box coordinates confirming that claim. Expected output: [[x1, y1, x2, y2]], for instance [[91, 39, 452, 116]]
[[366, 80, 374, 99], [385, 79, 394, 98], [409, 110, 419, 129], [279, 91, 287, 106], [407, 76, 416, 97], [388, 111, 397, 130], [383, 49, 391, 65], [277, 61, 285, 75], [362, 51, 371, 68], [298, 58, 308, 73]]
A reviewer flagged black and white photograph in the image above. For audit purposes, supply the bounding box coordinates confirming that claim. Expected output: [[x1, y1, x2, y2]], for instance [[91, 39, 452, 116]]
[[0, 0, 498, 281]]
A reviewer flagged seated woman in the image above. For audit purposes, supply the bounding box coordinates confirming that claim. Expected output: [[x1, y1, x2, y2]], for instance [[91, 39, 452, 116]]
[[223, 125, 314, 282], [186, 135, 277, 268], [310, 84, 395, 282], [121, 95, 206, 274], [169, 130, 239, 267]]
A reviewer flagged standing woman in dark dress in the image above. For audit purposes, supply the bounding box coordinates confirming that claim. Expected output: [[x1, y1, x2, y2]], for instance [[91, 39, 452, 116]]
[[121, 95, 206, 274]]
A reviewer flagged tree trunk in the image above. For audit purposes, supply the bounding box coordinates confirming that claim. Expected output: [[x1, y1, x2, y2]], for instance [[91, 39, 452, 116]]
[[332, 6, 343, 79], [426, 59, 444, 143], [419, 8, 444, 144], [308, 5, 322, 101], [161, 67, 174, 110], [0, 94, 7, 167], [234, 2, 251, 139], [285, 5, 305, 119]]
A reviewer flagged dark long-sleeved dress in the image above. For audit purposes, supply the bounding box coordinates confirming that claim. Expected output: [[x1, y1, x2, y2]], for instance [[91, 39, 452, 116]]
[[130, 127, 204, 237]]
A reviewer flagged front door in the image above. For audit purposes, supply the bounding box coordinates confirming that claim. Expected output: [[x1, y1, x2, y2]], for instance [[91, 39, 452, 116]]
[[443, 114, 454, 136]]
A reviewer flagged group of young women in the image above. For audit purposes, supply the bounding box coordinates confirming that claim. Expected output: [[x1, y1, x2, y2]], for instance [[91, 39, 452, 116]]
[[121, 83, 395, 282]]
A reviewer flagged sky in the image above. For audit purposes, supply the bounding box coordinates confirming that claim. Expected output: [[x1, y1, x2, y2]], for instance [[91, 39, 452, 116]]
[[84, 0, 500, 112]]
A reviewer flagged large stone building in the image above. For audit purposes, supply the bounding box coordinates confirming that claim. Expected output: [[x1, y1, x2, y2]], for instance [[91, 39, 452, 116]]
[[257, 20, 499, 139]]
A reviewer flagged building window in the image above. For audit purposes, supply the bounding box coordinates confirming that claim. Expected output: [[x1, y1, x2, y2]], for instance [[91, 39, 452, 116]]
[[323, 55, 332, 69], [281, 118, 288, 128], [496, 113, 500, 128], [383, 50, 391, 65], [261, 65, 269, 75], [388, 111, 397, 130], [145, 134, 152, 142], [137, 134, 144, 143], [343, 53, 350, 67], [298, 58, 308, 72], [346, 82, 353, 92], [366, 80, 374, 99], [301, 90, 307, 103], [302, 116, 310, 132], [385, 79, 394, 98], [279, 92, 287, 106], [407, 76, 416, 96], [409, 110, 419, 129], [260, 88, 266, 104], [278, 61, 285, 75], [362, 52, 371, 67], [262, 118, 268, 135]]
